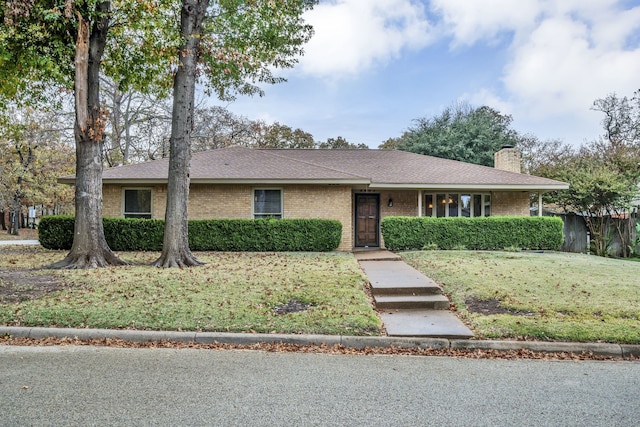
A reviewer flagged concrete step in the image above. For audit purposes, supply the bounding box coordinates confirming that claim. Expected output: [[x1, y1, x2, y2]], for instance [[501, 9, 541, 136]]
[[379, 309, 474, 338], [374, 294, 450, 310], [353, 250, 401, 261], [372, 284, 442, 296]]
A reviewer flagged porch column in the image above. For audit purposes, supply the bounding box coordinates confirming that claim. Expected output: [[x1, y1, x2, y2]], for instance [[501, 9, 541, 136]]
[[538, 192, 543, 217], [418, 190, 423, 216]]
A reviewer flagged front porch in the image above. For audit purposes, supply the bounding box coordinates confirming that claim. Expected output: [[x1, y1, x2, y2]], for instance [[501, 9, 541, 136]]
[[351, 188, 541, 250]]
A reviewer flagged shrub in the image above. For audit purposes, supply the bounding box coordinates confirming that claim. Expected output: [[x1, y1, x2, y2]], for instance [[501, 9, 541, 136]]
[[188, 218, 342, 252], [38, 216, 342, 252], [38, 215, 75, 250], [104, 218, 165, 251], [381, 216, 564, 251]]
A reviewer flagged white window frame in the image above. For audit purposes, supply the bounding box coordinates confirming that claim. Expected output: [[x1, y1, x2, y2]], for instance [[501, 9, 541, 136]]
[[252, 188, 283, 219], [122, 188, 153, 219]]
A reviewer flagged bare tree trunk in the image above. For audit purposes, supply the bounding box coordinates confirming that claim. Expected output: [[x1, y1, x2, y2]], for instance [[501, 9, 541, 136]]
[[10, 190, 20, 236], [49, 2, 126, 269], [153, 0, 208, 268]]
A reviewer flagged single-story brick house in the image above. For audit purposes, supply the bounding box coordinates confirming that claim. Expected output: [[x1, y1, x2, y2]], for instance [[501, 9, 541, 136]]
[[60, 146, 568, 251]]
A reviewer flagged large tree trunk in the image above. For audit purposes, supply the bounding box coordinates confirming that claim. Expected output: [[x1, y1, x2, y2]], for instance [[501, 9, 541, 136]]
[[49, 2, 126, 269], [153, 0, 208, 268]]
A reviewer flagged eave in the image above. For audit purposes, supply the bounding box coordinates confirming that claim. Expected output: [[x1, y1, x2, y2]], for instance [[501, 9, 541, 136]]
[[59, 178, 372, 186], [368, 183, 570, 191]]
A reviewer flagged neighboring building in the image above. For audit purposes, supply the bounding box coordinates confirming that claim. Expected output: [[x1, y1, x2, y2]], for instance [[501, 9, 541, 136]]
[[59, 146, 569, 251]]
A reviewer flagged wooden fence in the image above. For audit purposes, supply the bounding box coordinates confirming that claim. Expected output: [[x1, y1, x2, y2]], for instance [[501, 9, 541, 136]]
[[551, 212, 638, 256]]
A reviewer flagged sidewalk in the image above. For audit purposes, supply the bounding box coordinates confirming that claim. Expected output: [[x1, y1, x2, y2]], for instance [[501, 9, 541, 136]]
[[0, 240, 40, 246], [1, 326, 638, 359]]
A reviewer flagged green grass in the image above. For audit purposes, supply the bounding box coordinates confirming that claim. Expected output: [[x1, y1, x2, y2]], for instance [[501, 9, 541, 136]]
[[4, 246, 640, 344], [0, 249, 381, 335], [401, 250, 640, 344]]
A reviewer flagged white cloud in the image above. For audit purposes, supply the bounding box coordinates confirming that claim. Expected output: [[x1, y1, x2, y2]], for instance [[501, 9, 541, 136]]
[[463, 89, 514, 116], [429, 0, 542, 46], [434, 0, 640, 139], [503, 8, 640, 118], [298, 0, 433, 78]]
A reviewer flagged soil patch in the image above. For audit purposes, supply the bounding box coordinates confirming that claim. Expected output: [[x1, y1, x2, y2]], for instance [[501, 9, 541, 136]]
[[465, 297, 536, 316], [0, 269, 65, 303]]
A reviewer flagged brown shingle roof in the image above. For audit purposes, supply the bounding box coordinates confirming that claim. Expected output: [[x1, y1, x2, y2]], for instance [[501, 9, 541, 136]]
[[60, 147, 568, 190]]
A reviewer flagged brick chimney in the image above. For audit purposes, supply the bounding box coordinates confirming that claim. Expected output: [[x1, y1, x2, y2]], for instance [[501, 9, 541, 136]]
[[494, 145, 521, 173]]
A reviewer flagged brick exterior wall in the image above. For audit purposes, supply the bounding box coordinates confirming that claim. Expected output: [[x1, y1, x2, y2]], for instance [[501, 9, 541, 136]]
[[102, 184, 531, 251], [491, 191, 530, 216], [103, 183, 354, 251], [103, 185, 166, 219], [284, 185, 353, 250], [102, 185, 121, 218], [189, 184, 252, 219]]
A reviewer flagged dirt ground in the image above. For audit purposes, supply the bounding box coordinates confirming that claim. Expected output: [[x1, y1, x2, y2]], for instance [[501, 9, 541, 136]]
[[465, 297, 536, 316], [0, 267, 65, 303], [0, 228, 39, 241]]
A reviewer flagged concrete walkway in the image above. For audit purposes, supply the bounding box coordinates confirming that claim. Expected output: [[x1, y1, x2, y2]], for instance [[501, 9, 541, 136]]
[[355, 251, 474, 339], [0, 240, 40, 246]]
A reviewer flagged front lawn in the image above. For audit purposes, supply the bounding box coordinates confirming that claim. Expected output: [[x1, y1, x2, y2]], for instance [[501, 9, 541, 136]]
[[0, 248, 381, 335], [401, 250, 640, 344]]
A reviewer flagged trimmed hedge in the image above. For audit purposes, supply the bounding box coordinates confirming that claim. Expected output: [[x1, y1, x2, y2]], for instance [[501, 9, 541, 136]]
[[381, 216, 564, 251], [188, 218, 341, 252], [38, 216, 75, 250], [38, 216, 342, 252]]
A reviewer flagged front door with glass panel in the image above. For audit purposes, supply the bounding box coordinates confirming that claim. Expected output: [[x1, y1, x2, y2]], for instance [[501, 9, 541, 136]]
[[355, 194, 379, 247]]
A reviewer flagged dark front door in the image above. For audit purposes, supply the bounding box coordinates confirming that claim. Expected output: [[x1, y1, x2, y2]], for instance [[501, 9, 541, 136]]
[[355, 194, 379, 247]]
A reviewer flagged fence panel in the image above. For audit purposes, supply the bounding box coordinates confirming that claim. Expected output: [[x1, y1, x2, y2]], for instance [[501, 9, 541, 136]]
[[552, 212, 638, 256]]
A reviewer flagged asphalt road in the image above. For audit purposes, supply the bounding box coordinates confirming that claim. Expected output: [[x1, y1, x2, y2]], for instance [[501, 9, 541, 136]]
[[1, 346, 639, 426]]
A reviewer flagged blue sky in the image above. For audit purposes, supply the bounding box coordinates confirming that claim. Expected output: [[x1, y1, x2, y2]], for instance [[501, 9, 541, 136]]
[[214, 0, 640, 148]]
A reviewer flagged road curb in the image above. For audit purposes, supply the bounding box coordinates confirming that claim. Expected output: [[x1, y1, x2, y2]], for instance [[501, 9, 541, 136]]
[[1, 327, 638, 359]]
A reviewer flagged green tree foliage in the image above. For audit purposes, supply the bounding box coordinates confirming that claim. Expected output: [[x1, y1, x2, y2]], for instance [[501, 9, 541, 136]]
[[518, 134, 575, 177], [378, 136, 402, 150], [258, 122, 315, 148], [396, 102, 521, 166], [1, 1, 173, 268], [0, 104, 74, 235], [318, 136, 367, 149], [191, 105, 257, 150], [531, 91, 640, 256], [548, 148, 639, 256]]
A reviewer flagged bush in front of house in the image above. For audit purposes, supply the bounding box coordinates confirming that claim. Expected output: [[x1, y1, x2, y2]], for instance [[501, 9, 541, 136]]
[[38, 215, 75, 250], [38, 216, 342, 252], [104, 218, 165, 251], [381, 216, 564, 251], [188, 218, 342, 251]]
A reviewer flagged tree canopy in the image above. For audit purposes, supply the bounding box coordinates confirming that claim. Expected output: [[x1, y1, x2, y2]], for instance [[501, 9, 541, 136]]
[[391, 102, 521, 166], [1, 0, 178, 268], [153, 0, 316, 268], [0, 104, 75, 234], [526, 91, 640, 256]]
